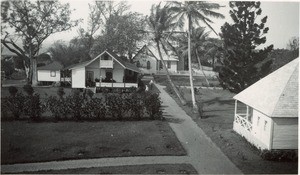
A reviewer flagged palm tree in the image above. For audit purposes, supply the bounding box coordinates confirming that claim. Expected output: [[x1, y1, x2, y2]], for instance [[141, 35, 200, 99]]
[[177, 27, 211, 86], [148, 3, 186, 105], [169, 1, 224, 112]]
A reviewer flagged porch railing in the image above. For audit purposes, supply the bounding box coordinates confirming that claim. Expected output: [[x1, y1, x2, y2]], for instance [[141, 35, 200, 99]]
[[95, 82, 138, 88], [234, 114, 252, 132]]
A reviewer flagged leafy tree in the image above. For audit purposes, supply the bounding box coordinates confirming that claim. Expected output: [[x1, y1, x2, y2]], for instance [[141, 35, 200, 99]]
[[1, 0, 79, 85], [219, 1, 273, 93], [147, 3, 186, 105], [169, 1, 224, 112], [93, 12, 146, 58], [1, 58, 14, 78], [47, 40, 91, 67]]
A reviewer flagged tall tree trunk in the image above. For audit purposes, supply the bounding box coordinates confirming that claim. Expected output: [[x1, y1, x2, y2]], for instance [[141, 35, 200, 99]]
[[188, 16, 198, 113], [196, 49, 210, 86], [156, 41, 186, 105], [31, 58, 38, 86]]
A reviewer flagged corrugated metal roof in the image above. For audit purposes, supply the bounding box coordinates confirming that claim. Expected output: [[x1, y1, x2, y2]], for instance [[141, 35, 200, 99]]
[[37, 61, 63, 70], [233, 58, 298, 118]]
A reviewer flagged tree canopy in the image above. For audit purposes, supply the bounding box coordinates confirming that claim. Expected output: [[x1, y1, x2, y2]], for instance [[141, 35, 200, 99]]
[[219, 1, 273, 93], [1, 0, 79, 84]]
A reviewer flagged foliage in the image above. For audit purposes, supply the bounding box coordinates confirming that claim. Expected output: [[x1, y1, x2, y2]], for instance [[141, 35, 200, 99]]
[[1, 0, 79, 84], [48, 40, 91, 67], [92, 12, 146, 57], [269, 49, 298, 72], [3, 93, 25, 119], [1, 59, 15, 78], [168, 1, 224, 110], [23, 93, 44, 121], [219, 1, 273, 93], [57, 87, 65, 99], [147, 3, 186, 105], [143, 92, 163, 119], [8, 86, 18, 97], [65, 89, 84, 120], [46, 96, 69, 120], [23, 84, 34, 96], [260, 149, 298, 162]]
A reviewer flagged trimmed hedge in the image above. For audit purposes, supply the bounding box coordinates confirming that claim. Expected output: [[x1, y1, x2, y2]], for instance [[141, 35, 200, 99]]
[[2, 86, 163, 121], [260, 149, 298, 162]]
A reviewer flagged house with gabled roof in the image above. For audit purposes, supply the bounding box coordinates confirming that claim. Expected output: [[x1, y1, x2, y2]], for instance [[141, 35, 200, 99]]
[[66, 50, 140, 89], [132, 44, 180, 75], [37, 61, 63, 84], [233, 58, 298, 150]]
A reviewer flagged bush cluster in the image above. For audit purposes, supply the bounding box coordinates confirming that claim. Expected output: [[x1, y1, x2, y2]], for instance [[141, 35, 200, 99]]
[[46, 90, 163, 121], [260, 149, 298, 162], [2, 85, 45, 121], [2, 86, 163, 121]]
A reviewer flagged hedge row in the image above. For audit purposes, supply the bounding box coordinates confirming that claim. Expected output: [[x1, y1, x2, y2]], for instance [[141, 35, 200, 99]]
[[1, 86, 163, 121]]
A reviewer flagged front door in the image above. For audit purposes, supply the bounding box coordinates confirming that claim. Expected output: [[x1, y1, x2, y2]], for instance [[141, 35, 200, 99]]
[[105, 70, 113, 82]]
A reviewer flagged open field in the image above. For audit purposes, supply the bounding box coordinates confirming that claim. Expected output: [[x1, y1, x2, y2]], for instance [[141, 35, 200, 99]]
[[164, 86, 298, 174], [1, 120, 186, 164], [25, 164, 197, 174]]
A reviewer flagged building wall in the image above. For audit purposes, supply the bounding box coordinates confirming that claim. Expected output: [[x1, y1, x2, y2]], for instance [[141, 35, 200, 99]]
[[251, 109, 272, 149], [37, 70, 60, 82], [113, 61, 124, 82], [272, 118, 298, 149], [71, 67, 85, 88], [168, 61, 178, 72], [85, 68, 100, 81], [133, 54, 157, 74]]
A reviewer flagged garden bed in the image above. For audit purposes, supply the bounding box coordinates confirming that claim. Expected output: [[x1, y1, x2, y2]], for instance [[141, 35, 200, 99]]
[[24, 164, 197, 174], [163, 86, 298, 174], [1, 120, 186, 164]]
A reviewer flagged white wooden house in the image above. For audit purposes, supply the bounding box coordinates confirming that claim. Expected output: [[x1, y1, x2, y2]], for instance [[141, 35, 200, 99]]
[[132, 44, 179, 74], [37, 61, 63, 83], [233, 58, 298, 150], [66, 50, 140, 89]]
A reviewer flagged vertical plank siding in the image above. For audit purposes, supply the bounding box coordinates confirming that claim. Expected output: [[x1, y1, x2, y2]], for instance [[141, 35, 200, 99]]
[[272, 118, 298, 149]]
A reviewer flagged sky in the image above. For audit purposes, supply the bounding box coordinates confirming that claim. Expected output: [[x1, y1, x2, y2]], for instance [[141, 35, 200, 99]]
[[43, 0, 299, 51]]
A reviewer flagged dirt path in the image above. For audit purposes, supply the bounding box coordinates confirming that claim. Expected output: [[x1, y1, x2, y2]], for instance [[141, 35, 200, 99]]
[[2, 84, 241, 174]]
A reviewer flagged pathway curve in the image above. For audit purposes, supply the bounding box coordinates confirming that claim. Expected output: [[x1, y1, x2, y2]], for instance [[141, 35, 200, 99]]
[[1, 84, 241, 174]]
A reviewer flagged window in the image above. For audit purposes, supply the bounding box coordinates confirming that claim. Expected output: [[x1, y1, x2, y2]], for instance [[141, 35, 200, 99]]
[[167, 62, 171, 69], [147, 61, 151, 70], [50, 71, 56, 77], [264, 121, 268, 131], [257, 116, 260, 126]]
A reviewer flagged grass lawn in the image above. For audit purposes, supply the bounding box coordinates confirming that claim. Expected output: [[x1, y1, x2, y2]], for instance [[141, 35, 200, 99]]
[[154, 75, 220, 87], [164, 86, 298, 174], [1, 120, 186, 164], [25, 164, 197, 174]]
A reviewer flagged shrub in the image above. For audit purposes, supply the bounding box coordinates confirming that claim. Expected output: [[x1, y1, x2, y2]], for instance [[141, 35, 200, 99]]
[[57, 87, 65, 99], [260, 149, 298, 162], [46, 96, 69, 120], [23, 84, 34, 96], [65, 90, 84, 120], [1, 93, 25, 120], [8, 86, 18, 97], [90, 98, 107, 119], [24, 93, 43, 121], [129, 93, 144, 120], [196, 101, 204, 118], [143, 92, 162, 120]]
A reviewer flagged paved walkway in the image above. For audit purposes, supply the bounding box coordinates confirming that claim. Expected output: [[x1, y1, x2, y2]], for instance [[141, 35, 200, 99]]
[[1, 84, 241, 174]]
